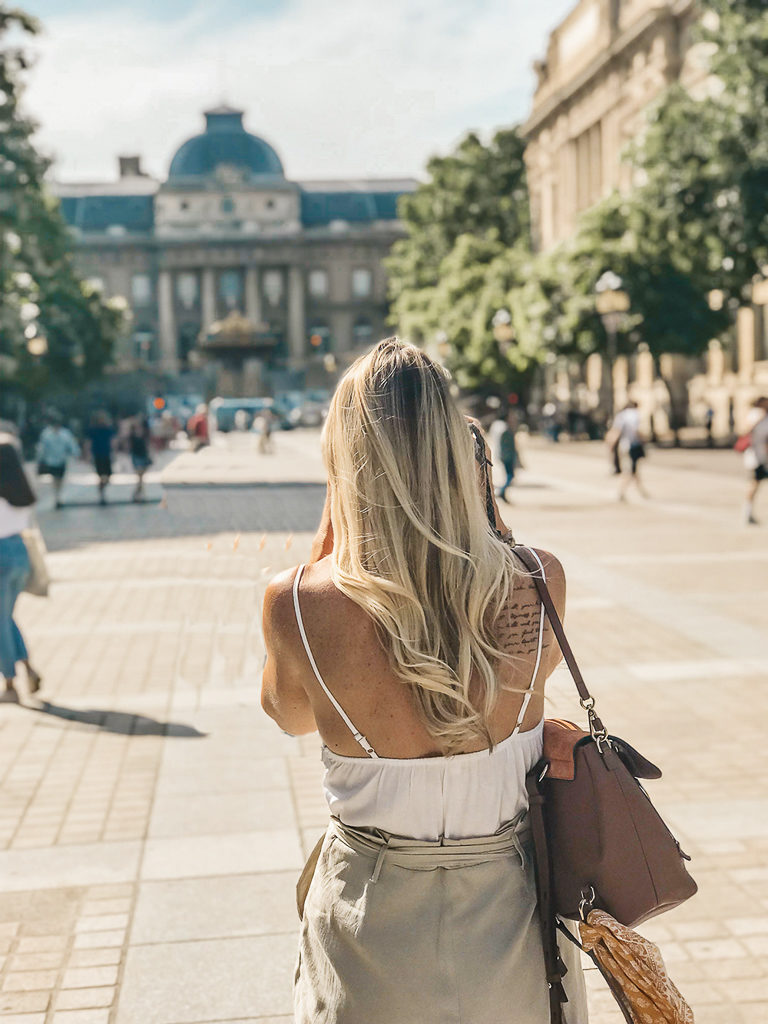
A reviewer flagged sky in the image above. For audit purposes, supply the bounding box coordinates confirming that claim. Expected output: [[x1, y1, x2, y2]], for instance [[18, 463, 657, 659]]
[[19, 0, 576, 184]]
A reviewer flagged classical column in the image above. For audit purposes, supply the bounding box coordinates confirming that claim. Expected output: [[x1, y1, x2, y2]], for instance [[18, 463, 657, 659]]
[[245, 267, 261, 324], [287, 265, 306, 365], [201, 267, 216, 331], [157, 271, 177, 373]]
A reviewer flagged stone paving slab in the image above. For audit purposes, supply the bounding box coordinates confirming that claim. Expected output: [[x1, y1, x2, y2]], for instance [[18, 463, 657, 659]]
[[1, 436, 766, 1022], [115, 935, 297, 1024]]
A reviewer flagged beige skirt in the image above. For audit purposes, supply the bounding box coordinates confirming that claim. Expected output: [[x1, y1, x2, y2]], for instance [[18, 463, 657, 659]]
[[294, 816, 588, 1024]]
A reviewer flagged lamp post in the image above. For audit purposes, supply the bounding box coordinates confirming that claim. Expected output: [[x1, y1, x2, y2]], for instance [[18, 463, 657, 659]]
[[595, 271, 629, 418]]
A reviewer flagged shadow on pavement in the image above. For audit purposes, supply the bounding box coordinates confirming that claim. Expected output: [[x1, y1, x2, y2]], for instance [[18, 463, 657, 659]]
[[28, 701, 207, 737], [55, 498, 163, 509]]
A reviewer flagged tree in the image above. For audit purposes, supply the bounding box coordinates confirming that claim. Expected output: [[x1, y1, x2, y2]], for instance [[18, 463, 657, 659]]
[[629, 0, 768, 304], [385, 128, 536, 394], [0, 4, 126, 405]]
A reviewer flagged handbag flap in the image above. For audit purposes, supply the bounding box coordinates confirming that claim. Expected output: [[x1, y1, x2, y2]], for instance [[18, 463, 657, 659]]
[[609, 736, 663, 780], [543, 719, 589, 780]]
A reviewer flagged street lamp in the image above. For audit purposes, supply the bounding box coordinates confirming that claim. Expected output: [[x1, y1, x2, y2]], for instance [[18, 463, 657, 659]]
[[595, 271, 629, 417]]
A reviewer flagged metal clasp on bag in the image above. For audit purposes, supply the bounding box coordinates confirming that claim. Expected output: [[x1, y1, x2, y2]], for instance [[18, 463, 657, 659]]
[[578, 885, 596, 922], [581, 696, 610, 752]]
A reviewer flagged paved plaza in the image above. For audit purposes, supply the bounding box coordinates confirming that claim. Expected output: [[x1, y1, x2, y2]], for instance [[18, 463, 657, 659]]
[[1, 428, 767, 1023]]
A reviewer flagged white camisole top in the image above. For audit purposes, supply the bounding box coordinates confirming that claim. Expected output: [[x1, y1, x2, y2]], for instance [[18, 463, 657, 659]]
[[292, 548, 548, 841]]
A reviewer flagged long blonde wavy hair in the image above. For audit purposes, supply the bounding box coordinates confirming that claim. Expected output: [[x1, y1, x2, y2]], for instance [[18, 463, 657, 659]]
[[322, 337, 519, 753]]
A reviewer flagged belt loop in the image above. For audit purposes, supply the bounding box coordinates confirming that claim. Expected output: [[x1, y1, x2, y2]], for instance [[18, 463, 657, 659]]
[[370, 840, 389, 884]]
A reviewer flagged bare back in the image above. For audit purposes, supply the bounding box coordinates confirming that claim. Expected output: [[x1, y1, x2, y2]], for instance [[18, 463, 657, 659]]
[[266, 549, 565, 759]]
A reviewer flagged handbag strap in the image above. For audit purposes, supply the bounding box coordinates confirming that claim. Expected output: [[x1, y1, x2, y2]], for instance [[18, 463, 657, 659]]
[[469, 423, 500, 534], [468, 424, 605, 735], [526, 769, 567, 1024], [512, 546, 607, 740]]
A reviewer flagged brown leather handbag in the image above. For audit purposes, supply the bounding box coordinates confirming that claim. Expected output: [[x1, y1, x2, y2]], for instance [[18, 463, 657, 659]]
[[512, 547, 698, 1024]]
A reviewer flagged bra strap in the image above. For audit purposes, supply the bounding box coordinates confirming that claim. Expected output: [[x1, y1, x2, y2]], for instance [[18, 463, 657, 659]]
[[292, 565, 378, 758], [512, 546, 547, 735]]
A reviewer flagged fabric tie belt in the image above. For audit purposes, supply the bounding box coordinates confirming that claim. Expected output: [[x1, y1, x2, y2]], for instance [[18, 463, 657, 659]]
[[329, 813, 531, 884]]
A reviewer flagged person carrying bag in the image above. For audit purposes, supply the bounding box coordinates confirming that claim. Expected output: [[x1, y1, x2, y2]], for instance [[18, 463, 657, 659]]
[[262, 339, 589, 1023], [0, 440, 44, 701]]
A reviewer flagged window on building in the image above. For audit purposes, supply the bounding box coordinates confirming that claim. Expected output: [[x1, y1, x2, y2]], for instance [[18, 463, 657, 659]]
[[263, 270, 284, 306], [176, 272, 198, 309], [353, 317, 374, 349], [131, 273, 152, 306], [219, 269, 243, 309], [180, 200, 189, 211], [133, 329, 155, 362], [221, 197, 235, 214], [308, 269, 329, 299], [352, 267, 372, 299], [265, 198, 276, 210]]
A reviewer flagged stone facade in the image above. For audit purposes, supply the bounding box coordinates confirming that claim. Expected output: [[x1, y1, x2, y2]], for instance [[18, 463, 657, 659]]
[[524, 0, 768, 435], [55, 107, 415, 396]]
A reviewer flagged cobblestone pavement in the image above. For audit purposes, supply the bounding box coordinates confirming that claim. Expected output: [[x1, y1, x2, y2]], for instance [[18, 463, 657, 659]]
[[1, 429, 766, 1023]]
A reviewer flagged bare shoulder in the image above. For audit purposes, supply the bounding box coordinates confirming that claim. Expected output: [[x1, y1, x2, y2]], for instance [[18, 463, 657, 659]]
[[262, 567, 300, 641], [531, 548, 565, 586], [514, 546, 566, 617]]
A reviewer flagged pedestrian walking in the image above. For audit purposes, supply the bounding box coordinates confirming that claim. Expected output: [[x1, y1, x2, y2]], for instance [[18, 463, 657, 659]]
[[741, 396, 768, 525], [129, 417, 152, 502], [0, 442, 42, 703], [36, 413, 79, 509], [256, 407, 274, 454], [262, 339, 587, 1023], [608, 400, 646, 500], [86, 411, 116, 506], [186, 404, 210, 452], [496, 408, 520, 504]]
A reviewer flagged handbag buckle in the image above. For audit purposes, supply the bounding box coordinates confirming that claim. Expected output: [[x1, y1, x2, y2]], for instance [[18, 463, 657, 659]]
[[578, 885, 596, 921]]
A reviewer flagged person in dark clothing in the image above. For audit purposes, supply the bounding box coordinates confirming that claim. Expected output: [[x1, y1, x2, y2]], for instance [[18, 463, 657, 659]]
[[129, 417, 152, 502], [496, 411, 519, 504], [87, 412, 116, 506]]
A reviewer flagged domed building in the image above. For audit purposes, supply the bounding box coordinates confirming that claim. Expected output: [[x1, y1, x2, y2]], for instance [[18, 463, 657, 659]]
[[55, 106, 416, 394]]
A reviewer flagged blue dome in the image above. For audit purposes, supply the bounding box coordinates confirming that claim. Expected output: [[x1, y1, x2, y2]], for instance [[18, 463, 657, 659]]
[[168, 107, 284, 181]]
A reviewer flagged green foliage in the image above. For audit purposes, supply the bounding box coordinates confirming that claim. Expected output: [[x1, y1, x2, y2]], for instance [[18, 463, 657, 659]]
[[385, 128, 535, 393], [0, 4, 126, 400], [630, 0, 768, 303]]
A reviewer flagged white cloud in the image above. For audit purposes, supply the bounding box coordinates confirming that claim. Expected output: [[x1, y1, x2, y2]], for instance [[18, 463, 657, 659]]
[[22, 0, 573, 183]]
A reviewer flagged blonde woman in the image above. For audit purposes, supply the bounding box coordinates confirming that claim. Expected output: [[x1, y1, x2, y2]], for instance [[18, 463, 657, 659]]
[[261, 339, 587, 1023]]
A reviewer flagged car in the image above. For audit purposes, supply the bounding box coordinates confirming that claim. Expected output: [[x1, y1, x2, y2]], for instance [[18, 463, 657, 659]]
[[278, 389, 331, 428], [208, 397, 293, 434]]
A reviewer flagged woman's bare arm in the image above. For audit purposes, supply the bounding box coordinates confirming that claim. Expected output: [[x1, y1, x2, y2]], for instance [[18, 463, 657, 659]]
[[261, 572, 318, 735]]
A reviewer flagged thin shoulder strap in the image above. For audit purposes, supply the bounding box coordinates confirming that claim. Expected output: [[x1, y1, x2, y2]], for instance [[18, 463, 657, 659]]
[[292, 565, 379, 758], [512, 546, 547, 734]]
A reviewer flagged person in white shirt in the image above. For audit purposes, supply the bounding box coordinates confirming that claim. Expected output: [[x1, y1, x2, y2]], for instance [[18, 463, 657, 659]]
[[608, 400, 647, 501], [743, 397, 768, 525], [36, 415, 80, 509], [0, 440, 42, 702]]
